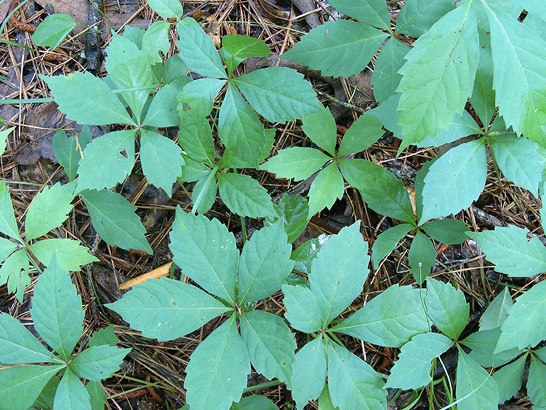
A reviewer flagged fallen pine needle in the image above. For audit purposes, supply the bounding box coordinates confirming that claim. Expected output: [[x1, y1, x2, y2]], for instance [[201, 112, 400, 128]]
[[120, 262, 173, 289]]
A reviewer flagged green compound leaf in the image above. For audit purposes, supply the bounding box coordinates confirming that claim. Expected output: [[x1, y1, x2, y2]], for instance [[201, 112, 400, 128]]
[[308, 163, 344, 217], [53, 128, 91, 181], [291, 337, 327, 409], [421, 219, 469, 245], [31, 256, 84, 361], [332, 284, 430, 348], [0, 365, 62, 410], [0, 313, 59, 364], [528, 355, 546, 408], [217, 173, 276, 218], [0, 249, 30, 301], [240, 310, 296, 388], [340, 159, 415, 224], [371, 37, 410, 104], [40, 72, 134, 126], [265, 194, 309, 244], [70, 345, 130, 382], [147, 0, 183, 19], [492, 354, 526, 403], [221, 34, 270, 75], [301, 105, 337, 156], [282, 20, 388, 78], [169, 208, 238, 304], [282, 284, 324, 333], [397, 2, 479, 148], [178, 78, 225, 126], [456, 350, 499, 410], [219, 84, 272, 168], [338, 111, 384, 156], [420, 139, 487, 224], [232, 67, 322, 123], [108, 277, 230, 341], [408, 230, 437, 284], [179, 118, 215, 166], [142, 21, 170, 65], [480, 287, 512, 331], [184, 316, 250, 410], [396, 0, 455, 38], [330, 0, 390, 30], [386, 332, 453, 389], [0, 181, 22, 241], [231, 395, 279, 410], [25, 182, 75, 241], [191, 171, 217, 215], [261, 147, 330, 181], [237, 220, 293, 304], [327, 341, 386, 410], [425, 278, 469, 340], [32, 13, 75, 49], [496, 280, 546, 352], [80, 189, 151, 253], [143, 81, 186, 128], [486, 5, 546, 144], [468, 225, 546, 277], [140, 129, 184, 195], [53, 368, 92, 410], [76, 130, 136, 192], [28, 238, 97, 271], [176, 18, 227, 79], [310, 222, 369, 326], [490, 135, 544, 194], [372, 223, 412, 269]]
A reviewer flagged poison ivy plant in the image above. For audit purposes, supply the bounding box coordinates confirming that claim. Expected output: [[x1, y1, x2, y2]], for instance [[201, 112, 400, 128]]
[[108, 209, 296, 410], [0, 256, 130, 410]]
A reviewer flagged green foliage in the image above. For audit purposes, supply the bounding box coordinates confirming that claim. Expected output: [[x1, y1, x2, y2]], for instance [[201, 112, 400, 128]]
[[0, 126, 14, 156], [32, 13, 76, 49], [0, 257, 129, 410]]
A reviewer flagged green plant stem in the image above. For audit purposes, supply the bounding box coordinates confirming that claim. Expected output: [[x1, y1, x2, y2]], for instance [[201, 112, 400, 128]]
[[240, 216, 247, 244], [242, 379, 282, 393], [315, 89, 366, 113]]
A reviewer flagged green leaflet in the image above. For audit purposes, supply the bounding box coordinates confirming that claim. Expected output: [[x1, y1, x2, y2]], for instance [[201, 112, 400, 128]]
[[53, 368, 92, 410], [371, 37, 409, 103], [291, 336, 327, 408], [69, 345, 129, 382], [143, 81, 187, 128], [169, 208, 239, 304], [80, 189, 152, 253], [89, 326, 118, 348], [265, 194, 310, 244], [496, 280, 546, 352], [217, 173, 276, 218], [0, 365, 63, 410], [301, 105, 337, 156], [396, 0, 455, 38], [147, 0, 183, 19], [107, 277, 230, 341], [528, 355, 546, 408], [397, 1, 479, 148], [25, 182, 75, 241], [261, 147, 330, 180], [0, 181, 22, 241], [220, 34, 270, 75], [28, 238, 98, 271], [86, 381, 107, 410], [34, 376, 60, 410], [480, 287, 512, 331], [0, 237, 16, 262], [317, 387, 338, 410], [179, 154, 210, 183], [282, 284, 324, 333], [461, 328, 520, 368], [139, 129, 184, 195], [41, 71, 134, 126], [232, 67, 322, 122], [76, 130, 136, 191], [30, 256, 84, 361], [408, 230, 437, 284], [0, 249, 30, 301], [372, 223, 412, 269], [470, 23, 496, 127], [420, 139, 487, 224], [0, 127, 14, 156], [456, 350, 499, 410], [191, 171, 218, 214], [32, 13, 75, 49], [425, 278, 469, 340], [282, 20, 388, 78], [330, 0, 390, 30], [0, 313, 59, 364], [416, 110, 483, 148], [490, 135, 544, 194], [239, 311, 296, 387], [468, 225, 546, 277], [386, 332, 453, 390], [337, 111, 384, 156], [176, 18, 227, 79], [142, 21, 170, 65], [291, 236, 326, 275], [421, 219, 469, 245], [177, 78, 225, 126], [332, 285, 430, 348], [237, 220, 293, 304], [327, 341, 386, 410], [178, 118, 215, 166], [52, 127, 91, 181], [231, 395, 279, 410], [307, 163, 344, 217], [184, 317, 250, 410], [493, 354, 526, 403]]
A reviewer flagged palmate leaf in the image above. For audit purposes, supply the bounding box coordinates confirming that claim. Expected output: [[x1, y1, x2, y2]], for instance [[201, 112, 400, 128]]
[[425, 278, 469, 340], [261, 147, 330, 180], [31, 256, 84, 361], [184, 316, 250, 410], [28, 238, 98, 271], [232, 67, 322, 122], [307, 163, 344, 217], [291, 336, 327, 408], [41, 72, 134, 126], [408, 230, 437, 284], [80, 189, 152, 253], [396, 0, 455, 38], [282, 284, 324, 333], [70, 345, 130, 381], [239, 311, 296, 388], [53, 368, 92, 410], [237, 220, 293, 304], [301, 105, 337, 156], [332, 285, 430, 348], [281, 21, 388, 78], [52, 127, 91, 181], [169, 208, 239, 304], [0, 180, 22, 241], [140, 129, 184, 195], [372, 223, 412, 269], [397, 1, 479, 149], [456, 350, 499, 410], [386, 332, 453, 389], [330, 0, 390, 30], [108, 277, 230, 341], [468, 225, 546, 277], [485, 5, 546, 144], [492, 354, 526, 403], [217, 173, 276, 218], [371, 37, 410, 104]]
